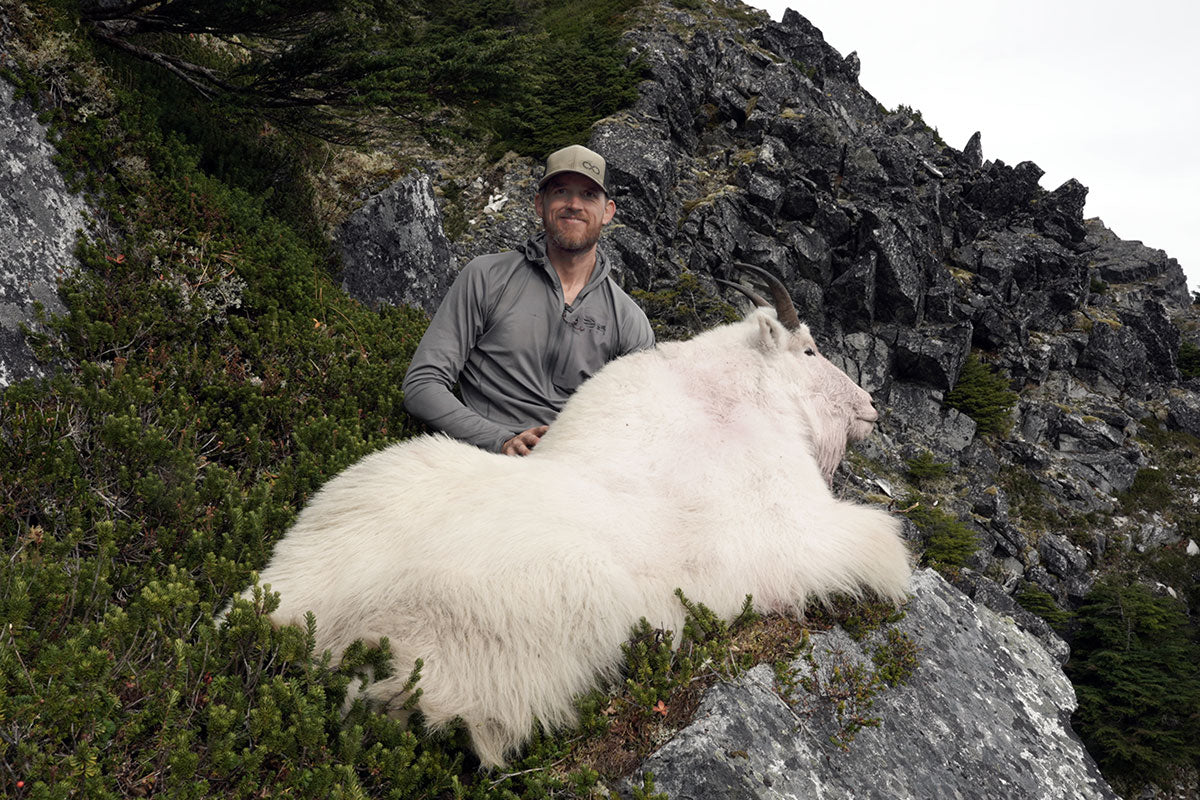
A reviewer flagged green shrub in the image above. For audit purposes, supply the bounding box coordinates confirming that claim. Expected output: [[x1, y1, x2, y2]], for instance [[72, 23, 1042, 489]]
[[473, 0, 646, 157], [1179, 340, 1200, 380], [632, 271, 740, 341], [1118, 467, 1174, 516], [66, 0, 642, 159], [903, 497, 979, 570], [945, 352, 1019, 437], [1067, 577, 1200, 794], [781, 612, 918, 752], [872, 628, 921, 688], [1016, 584, 1073, 634]]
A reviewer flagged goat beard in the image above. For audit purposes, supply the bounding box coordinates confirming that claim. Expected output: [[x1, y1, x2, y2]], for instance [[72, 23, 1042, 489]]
[[814, 432, 849, 487], [807, 404, 864, 487]]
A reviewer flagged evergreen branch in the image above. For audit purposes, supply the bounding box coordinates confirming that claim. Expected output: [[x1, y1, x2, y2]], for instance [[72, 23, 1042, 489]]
[[89, 24, 224, 99]]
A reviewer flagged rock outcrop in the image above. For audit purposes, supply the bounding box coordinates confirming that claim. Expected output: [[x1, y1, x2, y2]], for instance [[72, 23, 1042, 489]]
[[634, 570, 1116, 800], [335, 170, 455, 316], [0, 72, 89, 387]]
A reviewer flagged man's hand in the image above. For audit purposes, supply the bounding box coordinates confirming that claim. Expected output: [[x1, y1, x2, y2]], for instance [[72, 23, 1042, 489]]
[[502, 425, 549, 456]]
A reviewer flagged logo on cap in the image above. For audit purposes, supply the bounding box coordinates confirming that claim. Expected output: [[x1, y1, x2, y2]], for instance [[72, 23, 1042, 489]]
[[540, 145, 607, 192]]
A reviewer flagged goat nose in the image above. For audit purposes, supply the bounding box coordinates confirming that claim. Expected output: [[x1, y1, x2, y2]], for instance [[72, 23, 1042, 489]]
[[861, 402, 878, 423]]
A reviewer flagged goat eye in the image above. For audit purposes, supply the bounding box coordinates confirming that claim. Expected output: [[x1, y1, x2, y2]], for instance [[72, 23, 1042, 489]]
[[804, 348, 816, 356]]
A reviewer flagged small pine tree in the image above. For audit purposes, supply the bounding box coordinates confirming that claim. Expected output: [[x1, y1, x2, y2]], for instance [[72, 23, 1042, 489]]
[[945, 353, 1018, 437], [904, 451, 951, 486], [1015, 584, 1073, 634]]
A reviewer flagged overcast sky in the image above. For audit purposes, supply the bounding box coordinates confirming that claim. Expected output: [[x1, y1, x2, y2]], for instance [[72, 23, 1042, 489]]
[[746, 0, 1199, 291]]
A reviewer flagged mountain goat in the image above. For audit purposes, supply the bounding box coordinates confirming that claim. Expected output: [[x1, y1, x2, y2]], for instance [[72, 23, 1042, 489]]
[[242, 269, 911, 767]]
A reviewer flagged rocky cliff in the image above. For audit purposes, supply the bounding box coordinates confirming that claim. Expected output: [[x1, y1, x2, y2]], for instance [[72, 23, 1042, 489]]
[[333, 1, 1200, 795]]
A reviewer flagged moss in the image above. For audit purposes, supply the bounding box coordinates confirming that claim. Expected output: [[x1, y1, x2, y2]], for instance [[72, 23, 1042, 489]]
[[948, 266, 975, 286], [743, 94, 759, 120], [1076, 308, 1122, 331], [732, 147, 758, 165]]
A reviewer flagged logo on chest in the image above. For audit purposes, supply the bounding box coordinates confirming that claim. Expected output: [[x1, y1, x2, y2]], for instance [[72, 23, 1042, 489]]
[[561, 308, 607, 336]]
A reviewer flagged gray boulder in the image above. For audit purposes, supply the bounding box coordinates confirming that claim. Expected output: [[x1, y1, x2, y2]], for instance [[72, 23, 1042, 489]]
[[335, 170, 456, 316], [633, 569, 1116, 800], [1167, 392, 1200, 438], [0, 76, 90, 387]]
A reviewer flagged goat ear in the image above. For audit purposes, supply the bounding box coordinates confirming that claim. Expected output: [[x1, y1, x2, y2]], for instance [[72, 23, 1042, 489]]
[[753, 314, 788, 353]]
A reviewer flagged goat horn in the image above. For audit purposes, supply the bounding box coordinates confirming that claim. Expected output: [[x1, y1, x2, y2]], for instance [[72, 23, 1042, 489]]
[[733, 262, 802, 331], [714, 278, 769, 308]]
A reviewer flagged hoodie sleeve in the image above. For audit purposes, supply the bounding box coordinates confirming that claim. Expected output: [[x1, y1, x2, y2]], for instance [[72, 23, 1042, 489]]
[[402, 261, 520, 452]]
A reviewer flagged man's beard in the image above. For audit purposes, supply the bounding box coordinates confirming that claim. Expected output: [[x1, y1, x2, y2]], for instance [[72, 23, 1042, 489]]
[[547, 216, 601, 253]]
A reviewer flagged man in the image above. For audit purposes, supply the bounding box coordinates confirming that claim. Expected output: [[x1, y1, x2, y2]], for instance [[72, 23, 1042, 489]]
[[402, 144, 655, 455]]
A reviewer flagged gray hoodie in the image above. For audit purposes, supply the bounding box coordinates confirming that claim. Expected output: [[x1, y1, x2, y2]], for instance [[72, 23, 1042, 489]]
[[402, 233, 654, 451]]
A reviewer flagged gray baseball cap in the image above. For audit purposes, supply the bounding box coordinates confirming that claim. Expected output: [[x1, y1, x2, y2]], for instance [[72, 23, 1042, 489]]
[[537, 144, 607, 193]]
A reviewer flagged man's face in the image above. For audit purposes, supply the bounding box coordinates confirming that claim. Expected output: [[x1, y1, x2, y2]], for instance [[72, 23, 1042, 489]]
[[535, 172, 616, 254]]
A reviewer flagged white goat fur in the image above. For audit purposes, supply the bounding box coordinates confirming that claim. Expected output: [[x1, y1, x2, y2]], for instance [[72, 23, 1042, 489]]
[[248, 309, 912, 767]]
